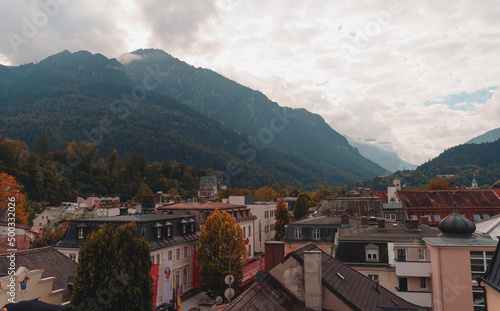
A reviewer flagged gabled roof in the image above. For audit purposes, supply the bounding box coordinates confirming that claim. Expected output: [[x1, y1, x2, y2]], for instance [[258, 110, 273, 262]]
[[0, 247, 76, 303], [480, 241, 500, 293], [288, 243, 427, 311], [397, 190, 500, 210]]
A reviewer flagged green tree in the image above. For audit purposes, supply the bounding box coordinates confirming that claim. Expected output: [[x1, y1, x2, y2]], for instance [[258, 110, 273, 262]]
[[293, 193, 312, 220], [255, 186, 277, 202], [426, 177, 455, 190], [35, 133, 52, 163], [198, 209, 248, 299], [274, 195, 290, 241], [71, 222, 154, 311]]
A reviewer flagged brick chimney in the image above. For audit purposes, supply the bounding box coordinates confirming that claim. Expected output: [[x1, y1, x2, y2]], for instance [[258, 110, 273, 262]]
[[361, 216, 368, 227], [304, 251, 322, 311], [405, 219, 419, 231], [265, 241, 285, 273], [174, 196, 181, 204], [341, 213, 349, 226], [420, 216, 429, 226], [377, 219, 385, 231]]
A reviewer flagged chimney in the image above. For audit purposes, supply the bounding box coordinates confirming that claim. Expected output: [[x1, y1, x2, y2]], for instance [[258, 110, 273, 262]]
[[341, 213, 349, 226], [361, 216, 368, 227], [377, 219, 386, 231], [174, 196, 181, 204], [200, 197, 207, 203], [304, 251, 322, 311], [420, 216, 429, 227], [265, 241, 285, 273], [405, 219, 419, 231]]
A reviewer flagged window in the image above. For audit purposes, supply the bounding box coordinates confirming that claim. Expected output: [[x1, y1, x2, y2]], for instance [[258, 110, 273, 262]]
[[175, 271, 180, 291], [270, 224, 274, 231], [156, 254, 160, 264], [471, 251, 495, 281], [420, 277, 427, 289], [183, 268, 188, 284], [473, 214, 481, 221], [368, 274, 379, 282], [265, 211, 268, 218], [385, 213, 396, 220], [167, 226, 172, 237], [473, 286, 486, 310], [39, 223, 43, 226], [183, 224, 186, 234], [78, 228, 84, 239], [418, 248, 426, 261], [191, 223, 194, 232], [200, 212, 206, 221], [313, 229, 320, 240], [248, 226, 251, 236], [366, 250, 378, 261], [176, 249, 180, 260], [168, 251, 172, 260], [20, 277, 28, 291], [398, 278, 408, 291], [365, 244, 379, 262], [423, 215, 431, 221], [433, 214, 441, 222], [410, 215, 418, 220], [248, 244, 252, 256], [70, 254, 76, 261], [157, 228, 162, 239], [397, 248, 407, 262], [243, 227, 246, 238], [184, 246, 187, 258], [294, 228, 302, 239], [483, 214, 490, 220]]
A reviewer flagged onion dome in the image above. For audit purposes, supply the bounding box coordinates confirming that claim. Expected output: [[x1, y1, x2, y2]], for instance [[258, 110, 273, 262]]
[[438, 203, 476, 235]]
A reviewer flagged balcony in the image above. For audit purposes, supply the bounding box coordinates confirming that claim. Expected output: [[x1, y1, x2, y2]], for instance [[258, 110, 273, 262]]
[[395, 289, 432, 308], [395, 260, 431, 277]]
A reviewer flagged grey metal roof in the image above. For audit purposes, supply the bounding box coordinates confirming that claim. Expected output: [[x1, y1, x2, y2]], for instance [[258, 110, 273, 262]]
[[480, 242, 500, 293]]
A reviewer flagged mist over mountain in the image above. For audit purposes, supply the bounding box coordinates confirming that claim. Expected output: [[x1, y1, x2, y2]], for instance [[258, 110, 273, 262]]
[[346, 137, 417, 172]]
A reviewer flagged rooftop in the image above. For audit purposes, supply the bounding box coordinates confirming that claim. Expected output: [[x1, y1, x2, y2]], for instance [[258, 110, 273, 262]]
[[157, 202, 246, 211], [0, 247, 76, 302], [397, 190, 500, 209], [338, 223, 440, 242], [480, 241, 500, 294]]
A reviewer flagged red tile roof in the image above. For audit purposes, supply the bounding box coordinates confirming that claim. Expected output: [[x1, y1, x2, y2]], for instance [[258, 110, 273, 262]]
[[157, 202, 246, 211], [241, 257, 265, 289], [397, 190, 500, 210], [370, 190, 388, 202]]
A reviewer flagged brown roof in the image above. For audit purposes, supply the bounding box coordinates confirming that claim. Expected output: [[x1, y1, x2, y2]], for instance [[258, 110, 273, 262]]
[[397, 190, 500, 210], [291, 243, 427, 311], [370, 191, 388, 202], [157, 202, 246, 211], [0, 247, 77, 302]]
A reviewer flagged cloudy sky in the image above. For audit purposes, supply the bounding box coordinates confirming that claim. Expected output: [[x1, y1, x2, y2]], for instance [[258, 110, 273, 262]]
[[1, 0, 499, 165]]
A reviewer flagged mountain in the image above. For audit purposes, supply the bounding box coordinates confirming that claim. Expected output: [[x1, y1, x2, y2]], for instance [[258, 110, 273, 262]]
[[346, 137, 417, 172], [371, 140, 500, 189], [466, 127, 500, 144], [0, 50, 385, 189], [120, 49, 388, 183]]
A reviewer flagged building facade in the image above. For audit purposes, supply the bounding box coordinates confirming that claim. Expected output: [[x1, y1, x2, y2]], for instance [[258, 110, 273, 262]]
[[53, 213, 200, 308]]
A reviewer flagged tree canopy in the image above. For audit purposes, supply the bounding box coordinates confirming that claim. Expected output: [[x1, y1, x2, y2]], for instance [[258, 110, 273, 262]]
[[293, 193, 313, 220], [71, 222, 154, 311], [198, 210, 248, 299], [274, 196, 290, 241], [0, 172, 28, 224]]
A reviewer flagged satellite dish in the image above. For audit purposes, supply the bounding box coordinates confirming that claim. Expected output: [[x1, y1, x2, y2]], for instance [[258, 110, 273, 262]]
[[225, 274, 234, 285], [224, 288, 235, 300], [215, 296, 223, 305]]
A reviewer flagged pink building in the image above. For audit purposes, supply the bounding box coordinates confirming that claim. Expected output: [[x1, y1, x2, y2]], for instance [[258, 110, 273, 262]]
[[423, 208, 497, 310]]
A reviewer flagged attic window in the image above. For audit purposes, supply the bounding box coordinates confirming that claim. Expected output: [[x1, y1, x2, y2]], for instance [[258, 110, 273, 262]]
[[167, 226, 172, 237], [157, 228, 162, 239], [294, 228, 302, 239], [183, 224, 186, 234], [78, 228, 84, 239], [336, 272, 344, 280]]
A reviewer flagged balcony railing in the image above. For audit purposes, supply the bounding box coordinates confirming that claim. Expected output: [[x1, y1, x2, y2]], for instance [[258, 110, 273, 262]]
[[395, 260, 431, 277], [395, 289, 432, 308]]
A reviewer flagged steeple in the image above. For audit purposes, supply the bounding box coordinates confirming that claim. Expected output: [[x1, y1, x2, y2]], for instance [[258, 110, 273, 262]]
[[472, 174, 478, 189]]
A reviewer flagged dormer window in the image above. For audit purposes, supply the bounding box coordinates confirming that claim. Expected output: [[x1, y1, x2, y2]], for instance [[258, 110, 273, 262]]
[[313, 229, 320, 240], [20, 276, 29, 291], [365, 244, 379, 262], [183, 224, 186, 234], [191, 223, 194, 232], [168, 226, 172, 237], [294, 228, 302, 239], [78, 228, 84, 239], [200, 212, 206, 221], [157, 228, 162, 239]]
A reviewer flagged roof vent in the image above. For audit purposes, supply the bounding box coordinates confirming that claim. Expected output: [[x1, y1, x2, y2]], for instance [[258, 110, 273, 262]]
[[336, 272, 344, 280]]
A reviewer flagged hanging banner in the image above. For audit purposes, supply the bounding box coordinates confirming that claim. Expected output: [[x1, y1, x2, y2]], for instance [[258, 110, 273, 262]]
[[150, 264, 159, 308], [162, 260, 173, 303]]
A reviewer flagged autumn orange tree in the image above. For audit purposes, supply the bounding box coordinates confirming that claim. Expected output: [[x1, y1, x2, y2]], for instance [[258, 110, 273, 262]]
[[274, 195, 290, 241], [198, 209, 248, 299], [255, 186, 278, 202], [0, 172, 28, 224]]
